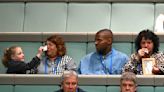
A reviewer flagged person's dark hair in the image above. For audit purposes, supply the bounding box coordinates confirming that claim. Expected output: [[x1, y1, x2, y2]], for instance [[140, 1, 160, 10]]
[[46, 35, 66, 56], [96, 29, 113, 38], [2, 46, 18, 67], [135, 29, 159, 53]]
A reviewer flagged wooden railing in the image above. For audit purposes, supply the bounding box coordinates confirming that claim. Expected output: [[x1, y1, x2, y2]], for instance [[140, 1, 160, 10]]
[[0, 74, 164, 86], [0, 0, 163, 3], [0, 32, 164, 42]]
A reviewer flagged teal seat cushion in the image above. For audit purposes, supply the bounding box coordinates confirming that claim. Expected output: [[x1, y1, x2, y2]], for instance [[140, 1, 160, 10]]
[[67, 3, 111, 32], [107, 86, 120, 92], [66, 42, 87, 66], [24, 3, 67, 32], [138, 86, 154, 92], [111, 3, 154, 32], [113, 43, 132, 56], [0, 85, 13, 92], [80, 86, 106, 92], [0, 3, 24, 32], [15, 85, 60, 92], [159, 43, 164, 52], [155, 87, 164, 92]]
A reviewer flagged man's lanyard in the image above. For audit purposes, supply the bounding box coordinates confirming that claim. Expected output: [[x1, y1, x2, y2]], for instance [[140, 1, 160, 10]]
[[99, 50, 113, 74], [44, 57, 61, 74]]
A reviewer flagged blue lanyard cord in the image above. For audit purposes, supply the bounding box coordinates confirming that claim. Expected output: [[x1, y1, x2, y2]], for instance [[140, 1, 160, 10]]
[[109, 54, 112, 74], [45, 57, 61, 74], [99, 51, 113, 74], [100, 55, 108, 74], [137, 63, 141, 74]]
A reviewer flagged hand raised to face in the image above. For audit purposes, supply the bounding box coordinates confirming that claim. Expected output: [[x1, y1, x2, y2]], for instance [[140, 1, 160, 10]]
[[138, 48, 149, 58]]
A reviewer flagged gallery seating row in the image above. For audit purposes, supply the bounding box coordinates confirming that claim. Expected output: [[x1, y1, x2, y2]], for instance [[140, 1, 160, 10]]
[[0, 74, 164, 92], [0, 32, 164, 73]]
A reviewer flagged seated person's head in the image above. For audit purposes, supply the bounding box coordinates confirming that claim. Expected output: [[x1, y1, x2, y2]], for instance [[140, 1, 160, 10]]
[[45, 35, 66, 58], [135, 29, 159, 55], [2, 46, 25, 67], [61, 70, 78, 92], [95, 29, 113, 55], [120, 72, 137, 92]]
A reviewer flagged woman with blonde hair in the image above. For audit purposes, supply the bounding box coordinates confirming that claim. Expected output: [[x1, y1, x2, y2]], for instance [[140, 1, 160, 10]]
[[2, 46, 43, 74]]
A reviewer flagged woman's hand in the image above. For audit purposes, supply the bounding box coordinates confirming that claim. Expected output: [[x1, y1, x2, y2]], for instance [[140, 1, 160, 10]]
[[152, 65, 160, 74], [138, 48, 149, 58]]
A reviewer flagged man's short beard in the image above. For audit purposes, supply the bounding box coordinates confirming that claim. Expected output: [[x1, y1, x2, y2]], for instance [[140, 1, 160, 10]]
[[97, 49, 106, 55]]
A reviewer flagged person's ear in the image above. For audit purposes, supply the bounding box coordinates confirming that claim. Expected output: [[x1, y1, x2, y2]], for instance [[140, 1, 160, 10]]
[[61, 82, 63, 89], [11, 54, 16, 60], [107, 38, 112, 45]]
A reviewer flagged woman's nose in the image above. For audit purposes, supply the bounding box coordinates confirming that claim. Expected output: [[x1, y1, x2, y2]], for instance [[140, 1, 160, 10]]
[[144, 43, 148, 48], [95, 41, 98, 45]]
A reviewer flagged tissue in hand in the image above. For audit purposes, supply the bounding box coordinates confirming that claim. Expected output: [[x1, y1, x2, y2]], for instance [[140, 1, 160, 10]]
[[43, 45, 47, 51]]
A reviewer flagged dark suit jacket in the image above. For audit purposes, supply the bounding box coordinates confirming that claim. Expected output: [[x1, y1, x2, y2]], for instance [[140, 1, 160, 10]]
[[7, 56, 40, 74], [55, 87, 86, 92]]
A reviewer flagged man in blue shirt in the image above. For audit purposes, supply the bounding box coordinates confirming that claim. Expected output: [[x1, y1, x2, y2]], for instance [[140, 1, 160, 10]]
[[78, 29, 129, 74]]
